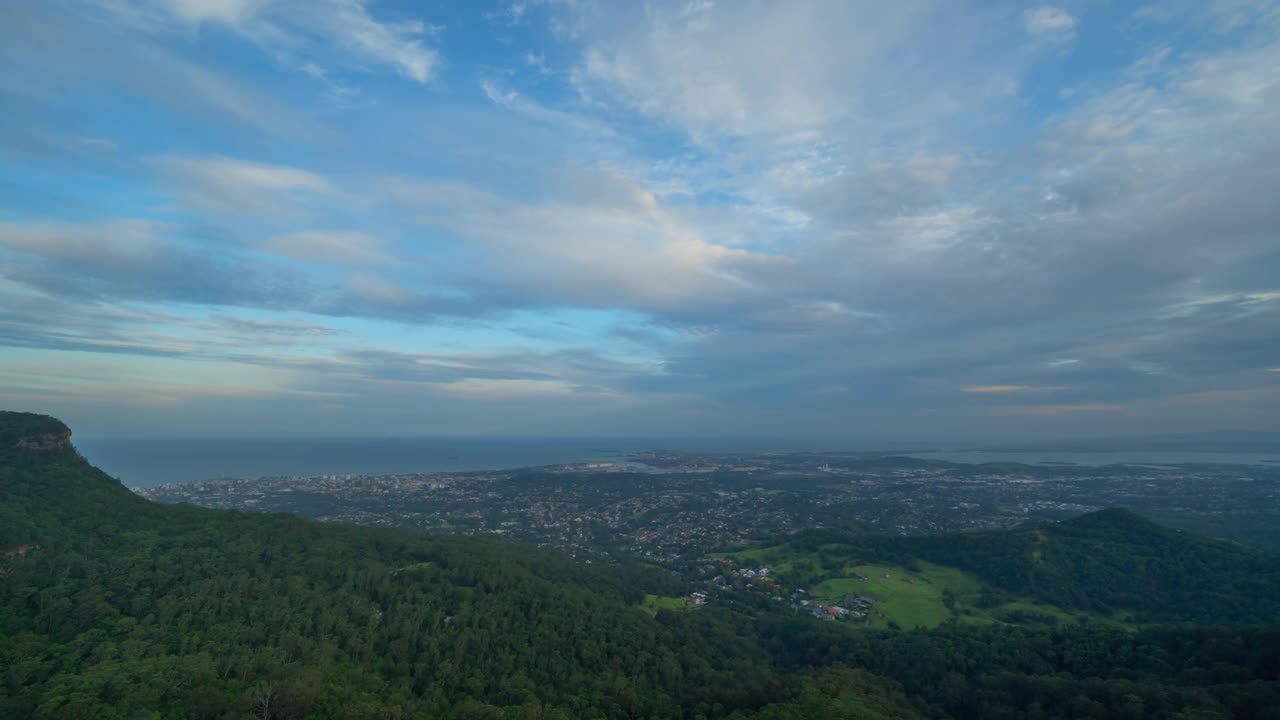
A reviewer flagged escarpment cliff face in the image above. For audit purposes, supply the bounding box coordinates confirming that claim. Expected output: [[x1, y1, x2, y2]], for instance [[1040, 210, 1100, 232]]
[[1, 412, 74, 454], [16, 429, 72, 452]]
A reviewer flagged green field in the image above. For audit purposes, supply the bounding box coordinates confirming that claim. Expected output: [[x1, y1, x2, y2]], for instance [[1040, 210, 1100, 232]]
[[809, 561, 1102, 630], [811, 562, 972, 629], [721, 543, 1124, 630], [640, 594, 690, 616]]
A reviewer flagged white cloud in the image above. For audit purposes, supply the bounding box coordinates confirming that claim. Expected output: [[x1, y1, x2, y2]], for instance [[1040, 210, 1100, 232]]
[[316, 0, 440, 83], [379, 167, 782, 313], [524, 50, 550, 74], [479, 79, 619, 142], [151, 154, 332, 217], [1024, 7, 1077, 34], [156, 155, 329, 192], [163, 0, 268, 24], [570, 1, 933, 139], [95, 0, 441, 82]]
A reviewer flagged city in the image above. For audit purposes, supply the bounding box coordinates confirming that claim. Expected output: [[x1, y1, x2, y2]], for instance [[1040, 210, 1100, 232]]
[[138, 452, 1280, 568]]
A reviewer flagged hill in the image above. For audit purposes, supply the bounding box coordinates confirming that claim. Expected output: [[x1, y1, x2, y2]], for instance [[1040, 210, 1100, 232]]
[[897, 508, 1280, 624], [3, 412, 1279, 719], [738, 509, 1280, 627]]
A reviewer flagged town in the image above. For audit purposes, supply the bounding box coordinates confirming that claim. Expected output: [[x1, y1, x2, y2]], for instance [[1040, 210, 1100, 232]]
[[137, 451, 1280, 569]]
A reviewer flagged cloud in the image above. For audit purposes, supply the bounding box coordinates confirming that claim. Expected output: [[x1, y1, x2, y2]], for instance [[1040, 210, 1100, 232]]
[[1000, 403, 1129, 416], [1161, 386, 1280, 406], [151, 155, 333, 217], [964, 385, 1064, 394], [1, 3, 319, 139], [154, 152, 327, 190], [1024, 7, 1077, 34], [93, 0, 441, 82], [313, 0, 440, 82], [378, 168, 782, 316], [0, 219, 315, 309], [4, 2, 1280, 437], [217, 316, 343, 337], [156, 155, 329, 192], [0, 281, 346, 366], [342, 273, 415, 305], [439, 378, 578, 399], [161, 0, 268, 25], [570, 1, 935, 139], [263, 231, 389, 266]]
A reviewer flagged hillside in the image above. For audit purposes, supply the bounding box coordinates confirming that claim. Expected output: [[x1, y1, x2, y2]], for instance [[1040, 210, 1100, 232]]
[[901, 508, 1280, 624], [734, 508, 1280, 628], [3, 412, 1279, 719]]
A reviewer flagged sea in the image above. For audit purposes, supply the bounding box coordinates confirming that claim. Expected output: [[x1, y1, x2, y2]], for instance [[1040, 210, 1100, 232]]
[[73, 436, 1280, 488], [74, 436, 763, 488]]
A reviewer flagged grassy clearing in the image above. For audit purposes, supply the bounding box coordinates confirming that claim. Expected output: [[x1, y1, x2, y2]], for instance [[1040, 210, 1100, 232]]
[[723, 541, 1123, 630], [809, 560, 1124, 630], [812, 562, 969, 630], [640, 594, 689, 616]]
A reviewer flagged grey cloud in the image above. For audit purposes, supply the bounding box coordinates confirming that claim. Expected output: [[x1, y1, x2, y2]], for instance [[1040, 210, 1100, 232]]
[[0, 220, 496, 326], [217, 317, 345, 338], [333, 347, 658, 394], [0, 220, 318, 310], [0, 286, 348, 363]]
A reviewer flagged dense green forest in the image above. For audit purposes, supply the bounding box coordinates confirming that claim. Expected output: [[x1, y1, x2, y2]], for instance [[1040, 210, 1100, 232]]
[[2, 412, 1279, 719]]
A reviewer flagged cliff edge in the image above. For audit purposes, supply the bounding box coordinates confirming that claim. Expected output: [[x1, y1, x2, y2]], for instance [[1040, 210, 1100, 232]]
[[1, 412, 73, 453]]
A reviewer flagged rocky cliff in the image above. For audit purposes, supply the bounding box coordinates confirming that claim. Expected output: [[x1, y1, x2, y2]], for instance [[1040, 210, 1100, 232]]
[[16, 429, 72, 452], [1, 412, 74, 453]]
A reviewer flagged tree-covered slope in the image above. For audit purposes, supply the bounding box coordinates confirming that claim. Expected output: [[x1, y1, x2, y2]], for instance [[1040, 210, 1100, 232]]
[[900, 508, 1280, 624]]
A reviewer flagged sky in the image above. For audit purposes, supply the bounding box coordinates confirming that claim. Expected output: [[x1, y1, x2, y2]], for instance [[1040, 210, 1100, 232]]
[[1, 0, 1278, 441]]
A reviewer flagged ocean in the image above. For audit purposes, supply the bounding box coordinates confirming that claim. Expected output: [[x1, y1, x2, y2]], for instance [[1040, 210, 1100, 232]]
[[74, 436, 764, 487], [73, 436, 1280, 488]]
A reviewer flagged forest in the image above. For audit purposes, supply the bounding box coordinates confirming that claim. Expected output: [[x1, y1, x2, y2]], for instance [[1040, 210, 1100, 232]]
[[3, 412, 1279, 719]]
